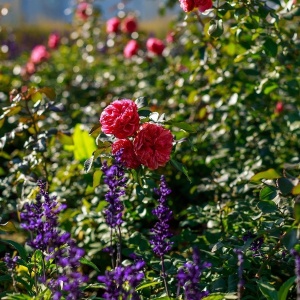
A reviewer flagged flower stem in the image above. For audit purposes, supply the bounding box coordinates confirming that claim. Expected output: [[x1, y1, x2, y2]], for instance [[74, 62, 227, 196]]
[[161, 256, 170, 298]]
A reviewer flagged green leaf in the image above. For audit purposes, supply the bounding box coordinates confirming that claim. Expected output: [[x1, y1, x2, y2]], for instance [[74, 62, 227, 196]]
[[292, 184, 300, 195], [257, 200, 278, 213], [1, 240, 27, 261], [73, 124, 97, 161], [278, 276, 296, 300], [93, 170, 102, 188], [84, 157, 94, 173], [0, 274, 12, 282], [277, 178, 294, 195], [166, 121, 197, 133], [80, 257, 100, 272], [39, 87, 56, 100], [293, 197, 300, 222], [136, 280, 161, 291], [171, 158, 191, 183], [135, 97, 148, 109], [250, 169, 281, 181], [31, 91, 42, 103], [89, 123, 101, 135], [208, 19, 224, 38], [257, 281, 278, 300], [264, 38, 278, 57], [260, 186, 277, 201], [0, 221, 18, 232]]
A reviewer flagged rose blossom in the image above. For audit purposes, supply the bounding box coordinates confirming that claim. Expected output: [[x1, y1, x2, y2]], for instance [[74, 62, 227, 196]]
[[121, 16, 138, 33], [179, 0, 195, 12], [133, 123, 173, 170], [124, 40, 139, 58], [196, 0, 213, 12], [275, 101, 284, 114], [112, 139, 141, 169], [76, 2, 89, 20], [48, 33, 60, 49], [146, 38, 165, 56], [100, 99, 140, 139], [30, 45, 50, 64], [106, 17, 120, 33]]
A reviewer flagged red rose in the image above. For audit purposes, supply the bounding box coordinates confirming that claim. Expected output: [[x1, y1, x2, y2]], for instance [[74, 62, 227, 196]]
[[124, 40, 139, 58], [196, 0, 213, 12], [112, 139, 141, 169], [30, 45, 50, 64], [133, 123, 173, 170], [179, 0, 195, 12], [76, 2, 89, 20], [48, 33, 60, 49], [146, 38, 165, 56], [100, 99, 140, 139], [106, 17, 120, 33], [122, 16, 138, 33]]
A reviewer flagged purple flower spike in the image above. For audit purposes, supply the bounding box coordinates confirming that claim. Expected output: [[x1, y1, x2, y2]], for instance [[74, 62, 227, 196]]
[[101, 150, 127, 228], [98, 260, 145, 299], [177, 247, 211, 300], [20, 180, 88, 299], [150, 175, 173, 257]]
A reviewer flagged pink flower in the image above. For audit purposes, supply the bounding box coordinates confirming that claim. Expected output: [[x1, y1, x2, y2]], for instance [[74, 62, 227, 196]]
[[179, 0, 195, 12], [106, 17, 120, 33], [275, 101, 284, 114], [26, 61, 36, 74], [133, 123, 173, 170], [124, 40, 139, 58], [48, 33, 60, 49], [196, 0, 213, 12], [166, 31, 175, 43], [112, 139, 141, 169], [30, 45, 49, 64], [146, 38, 165, 56], [100, 99, 140, 139], [76, 2, 89, 20], [121, 16, 138, 33]]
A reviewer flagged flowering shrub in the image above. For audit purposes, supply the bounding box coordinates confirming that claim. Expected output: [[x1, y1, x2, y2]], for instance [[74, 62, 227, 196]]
[[0, 0, 300, 299]]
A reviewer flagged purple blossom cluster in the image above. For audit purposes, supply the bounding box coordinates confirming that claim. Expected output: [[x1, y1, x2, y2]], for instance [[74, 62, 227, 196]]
[[101, 150, 127, 228], [177, 247, 211, 300], [150, 175, 173, 257], [242, 231, 264, 256], [97, 259, 145, 300], [20, 180, 88, 300], [3, 253, 19, 270]]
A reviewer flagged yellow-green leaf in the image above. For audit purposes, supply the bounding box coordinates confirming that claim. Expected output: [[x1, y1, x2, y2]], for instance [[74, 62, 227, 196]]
[[250, 169, 281, 182], [292, 184, 300, 195], [0, 221, 18, 232]]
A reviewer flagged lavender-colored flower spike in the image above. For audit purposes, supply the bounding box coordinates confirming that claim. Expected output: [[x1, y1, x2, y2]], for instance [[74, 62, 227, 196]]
[[20, 180, 88, 299], [150, 175, 173, 257], [98, 259, 145, 299], [234, 248, 245, 300], [177, 247, 211, 300], [291, 248, 300, 299], [101, 150, 127, 228]]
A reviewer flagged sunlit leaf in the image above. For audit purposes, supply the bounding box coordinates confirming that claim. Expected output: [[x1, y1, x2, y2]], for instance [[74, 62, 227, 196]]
[[0, 221, 18, 232], [250, 169, 281, 181]]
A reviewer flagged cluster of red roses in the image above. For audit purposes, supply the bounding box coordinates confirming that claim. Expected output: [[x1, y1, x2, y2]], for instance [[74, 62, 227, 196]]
[[100, 99, 173, 170], [179, 0, 213, 13], [106, 15, 166, 58]]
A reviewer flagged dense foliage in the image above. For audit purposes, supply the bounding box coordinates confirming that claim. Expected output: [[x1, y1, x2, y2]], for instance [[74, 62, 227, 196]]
[[0, 0, 300, 299]]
